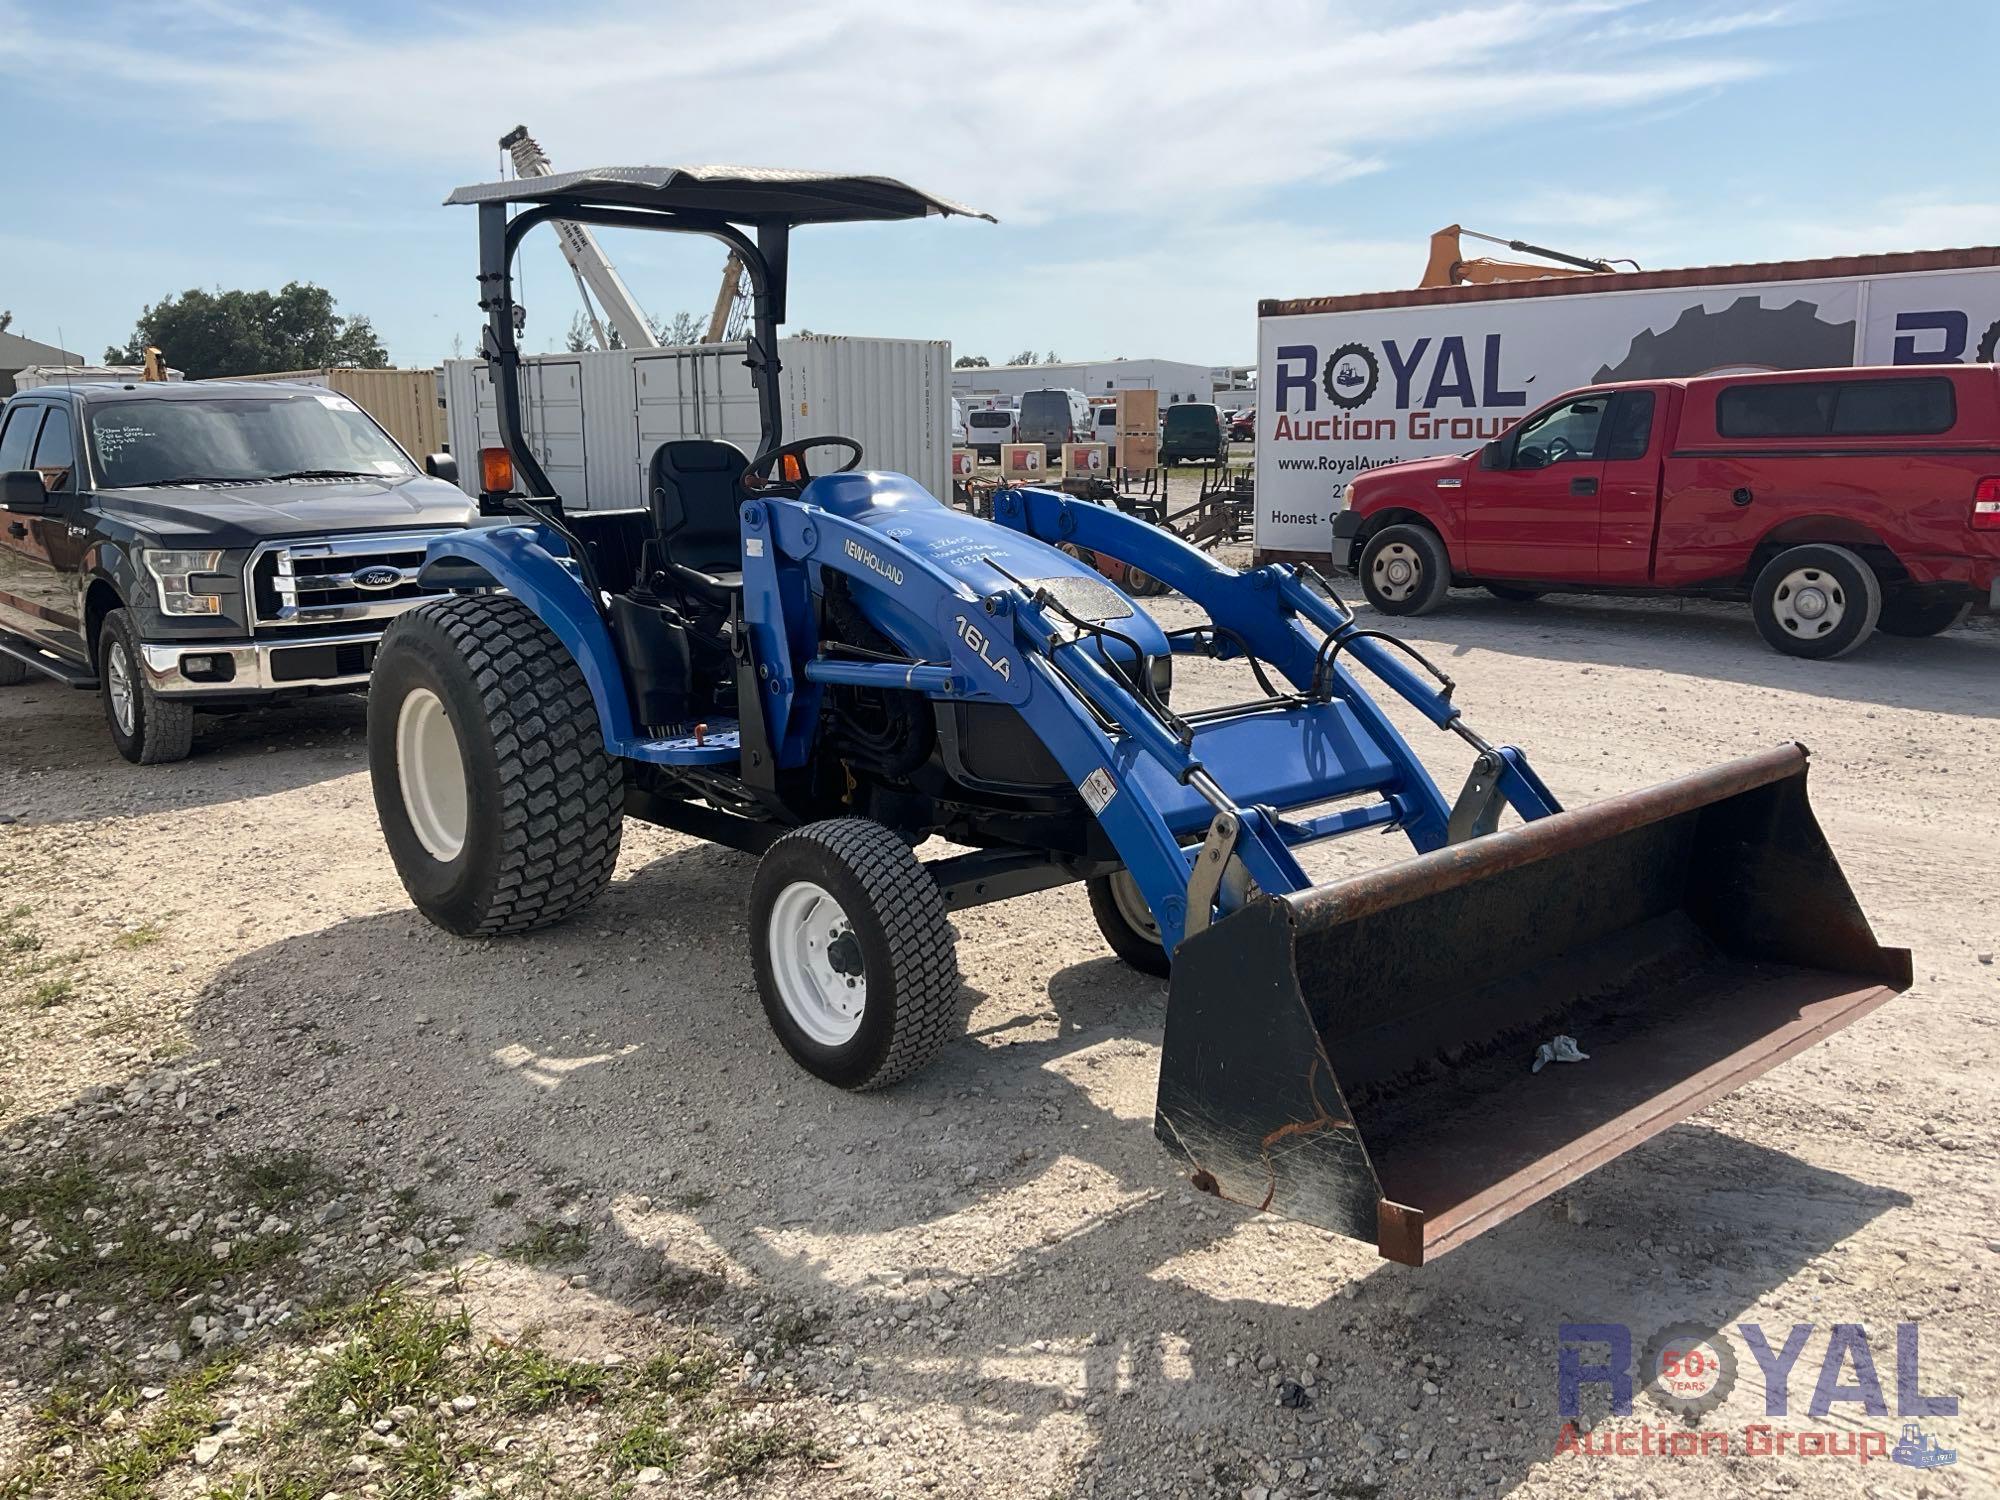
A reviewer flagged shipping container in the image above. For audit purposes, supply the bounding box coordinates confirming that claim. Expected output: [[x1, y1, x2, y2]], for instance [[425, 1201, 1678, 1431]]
[[443, 335, 950, 510], [1254, 245, 2000, 560], [14, 364, 184, 389], [220, 368, 448, 460]]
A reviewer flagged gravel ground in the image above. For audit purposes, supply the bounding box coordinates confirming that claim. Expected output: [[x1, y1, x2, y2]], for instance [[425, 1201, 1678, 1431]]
[[1, 553, 1995, 1499]]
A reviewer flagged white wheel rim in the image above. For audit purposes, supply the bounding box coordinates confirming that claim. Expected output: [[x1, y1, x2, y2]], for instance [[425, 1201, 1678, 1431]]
[[1108, 869, 1161, 945], [1772, 567, 1846, 640], [768, 880, 866, 1046], [106, 641, 136, 735], [396, 687, 468, 861], [1371, 542, 1421, 602]]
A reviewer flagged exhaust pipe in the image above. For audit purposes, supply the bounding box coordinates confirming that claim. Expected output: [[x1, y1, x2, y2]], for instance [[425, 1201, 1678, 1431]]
[[1155, 745, 1909, 1265]]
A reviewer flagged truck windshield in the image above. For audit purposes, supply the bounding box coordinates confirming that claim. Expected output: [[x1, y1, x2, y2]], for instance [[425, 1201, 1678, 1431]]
[[87, 394, 416, 489]]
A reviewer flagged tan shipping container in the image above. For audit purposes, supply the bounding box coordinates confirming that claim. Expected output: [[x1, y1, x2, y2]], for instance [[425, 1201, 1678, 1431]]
[[219, 368, 447, 459]]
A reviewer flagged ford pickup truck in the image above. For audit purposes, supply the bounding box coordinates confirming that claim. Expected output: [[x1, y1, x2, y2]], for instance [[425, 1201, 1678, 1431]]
[[0, 380, 471, 761], [1332, 363, 2000, 659]]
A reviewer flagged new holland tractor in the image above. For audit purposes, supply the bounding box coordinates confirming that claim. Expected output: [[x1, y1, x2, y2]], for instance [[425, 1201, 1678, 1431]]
[[369, 164, 1910, 1265]]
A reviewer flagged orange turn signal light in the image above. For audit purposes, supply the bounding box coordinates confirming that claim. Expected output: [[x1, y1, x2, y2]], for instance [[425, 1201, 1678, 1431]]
[[480, 447, 514, 495]]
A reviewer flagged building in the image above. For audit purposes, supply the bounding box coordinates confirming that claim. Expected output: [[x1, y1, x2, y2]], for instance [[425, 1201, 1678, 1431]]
[[1211, 363, 1256, 408], [950, 357, 1216, 408], [0, 330, 86, 397]]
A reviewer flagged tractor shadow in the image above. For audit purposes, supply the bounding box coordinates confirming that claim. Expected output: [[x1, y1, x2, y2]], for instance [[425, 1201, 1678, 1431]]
[[0, 683, 368, 825], [1376, 589, 2000, 720], [136, 864, 1910, 1496]]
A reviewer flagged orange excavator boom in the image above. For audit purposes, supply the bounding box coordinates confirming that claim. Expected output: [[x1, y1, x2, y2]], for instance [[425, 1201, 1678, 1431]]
[[1421, 225, 1631, 289]]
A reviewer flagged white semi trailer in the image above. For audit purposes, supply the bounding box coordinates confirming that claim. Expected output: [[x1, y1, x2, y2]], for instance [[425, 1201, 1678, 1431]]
[[444, 335, 951, 511], [1254, 244, 2000, 560]]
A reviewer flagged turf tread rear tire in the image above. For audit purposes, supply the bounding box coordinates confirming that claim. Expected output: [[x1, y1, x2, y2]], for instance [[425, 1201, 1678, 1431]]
[[371, 595, 622, 937], [751, 818, 960, 1091]]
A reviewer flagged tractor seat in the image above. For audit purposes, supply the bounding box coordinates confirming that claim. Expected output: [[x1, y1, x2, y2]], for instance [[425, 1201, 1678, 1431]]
[[648, 439, 750, 600]]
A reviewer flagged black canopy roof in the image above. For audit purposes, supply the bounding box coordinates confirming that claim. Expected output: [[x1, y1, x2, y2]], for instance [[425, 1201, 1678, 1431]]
[[444, 165, 993, 225]]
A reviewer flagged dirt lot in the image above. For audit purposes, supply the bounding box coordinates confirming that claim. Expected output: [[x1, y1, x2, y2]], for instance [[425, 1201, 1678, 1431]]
[[1, 565, 1995, 1500]]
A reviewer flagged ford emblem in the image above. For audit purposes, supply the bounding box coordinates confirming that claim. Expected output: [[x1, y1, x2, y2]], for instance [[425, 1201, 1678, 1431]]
[[353, 565, 402, 590]]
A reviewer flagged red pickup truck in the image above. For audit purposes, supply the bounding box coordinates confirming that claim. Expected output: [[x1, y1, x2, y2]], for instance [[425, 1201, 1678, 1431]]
[[1331, 364, 2000, 658]]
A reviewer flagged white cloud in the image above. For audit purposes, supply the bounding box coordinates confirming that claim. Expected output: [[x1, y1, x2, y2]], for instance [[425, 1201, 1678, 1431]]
[[0, 0, 1778, 226]]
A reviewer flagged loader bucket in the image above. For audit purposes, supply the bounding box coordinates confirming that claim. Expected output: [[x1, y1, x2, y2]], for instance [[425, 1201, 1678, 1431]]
[[1155, 745, 1910, 1266]]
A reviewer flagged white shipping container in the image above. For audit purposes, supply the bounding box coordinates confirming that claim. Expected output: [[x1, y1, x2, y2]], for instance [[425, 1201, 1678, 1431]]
[[445, 335, 949, 511], [1254, 247, 2000, 558], [14, 364, 184, 389]]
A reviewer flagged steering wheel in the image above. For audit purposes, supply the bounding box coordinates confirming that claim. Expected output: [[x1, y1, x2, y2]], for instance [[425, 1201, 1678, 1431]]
[[741, 436, 863, 495], [1543, 436, 1576, 464]]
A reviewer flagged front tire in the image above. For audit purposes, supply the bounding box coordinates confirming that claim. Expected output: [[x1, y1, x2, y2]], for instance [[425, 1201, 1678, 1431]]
[[99, 609, 194, 764], [1876, 591, 1970, 638], [369, 595, 623, 936], [1359, 524, 1451, 616], [0, 654, 28, 686], [1087, 870, 1170, 977], [750, 819, 960, 1090], [1751, 545, 1881, 659]]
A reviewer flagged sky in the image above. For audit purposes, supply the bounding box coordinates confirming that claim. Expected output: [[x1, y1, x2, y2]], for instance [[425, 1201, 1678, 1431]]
[[3, 0, 1997, 371]]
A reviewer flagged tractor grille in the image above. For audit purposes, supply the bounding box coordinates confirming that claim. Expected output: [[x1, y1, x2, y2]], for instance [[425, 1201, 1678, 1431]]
[[248, 531, 456, 630]]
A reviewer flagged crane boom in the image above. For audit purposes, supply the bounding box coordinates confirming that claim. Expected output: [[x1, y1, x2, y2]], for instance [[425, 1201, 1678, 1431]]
[[501, 126, 660, 350], [1420, 224, 1632, 289]]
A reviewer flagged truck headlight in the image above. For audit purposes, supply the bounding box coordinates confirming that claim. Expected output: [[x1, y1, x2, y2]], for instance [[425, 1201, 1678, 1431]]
[[142, 549, 226, 616]]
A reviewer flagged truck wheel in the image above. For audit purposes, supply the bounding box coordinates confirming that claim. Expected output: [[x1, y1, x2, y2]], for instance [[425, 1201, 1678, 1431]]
[[369, 595, 623, 937], [1751, 545, 1882, 659], [1087, 870, 1170, 977], [99, 609, 195, 764], [1876, 592, 1971, 638], [750, 818, 961, 1090], [1359, 524, 1450, 616], [0, 655, 28, 686]]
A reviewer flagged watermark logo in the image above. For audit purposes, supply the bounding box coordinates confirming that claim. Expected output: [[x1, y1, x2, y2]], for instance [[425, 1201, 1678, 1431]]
[[1555, 1320, 1960, 1468]]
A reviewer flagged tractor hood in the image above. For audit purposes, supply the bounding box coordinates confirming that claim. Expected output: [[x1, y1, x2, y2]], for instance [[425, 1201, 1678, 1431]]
[[799, 471, 1169, 662]]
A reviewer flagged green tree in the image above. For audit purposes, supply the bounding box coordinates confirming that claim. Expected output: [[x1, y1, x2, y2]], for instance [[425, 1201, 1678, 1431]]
[[1007, 349, 1037, 367], [953, 353, 989, 368], [1044, 350, 1060, 364], [104, 283, 388, 378]]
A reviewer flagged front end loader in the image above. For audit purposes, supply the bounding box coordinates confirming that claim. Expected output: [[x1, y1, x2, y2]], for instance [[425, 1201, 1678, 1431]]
[[367, 160, 1909, 1266]]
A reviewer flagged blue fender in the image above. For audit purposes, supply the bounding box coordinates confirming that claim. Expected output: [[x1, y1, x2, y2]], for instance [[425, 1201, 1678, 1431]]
[[417, 526, 639, 751]]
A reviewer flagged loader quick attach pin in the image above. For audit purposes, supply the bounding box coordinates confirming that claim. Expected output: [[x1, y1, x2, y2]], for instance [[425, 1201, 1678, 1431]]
[[1182, 812, 1242, 940]]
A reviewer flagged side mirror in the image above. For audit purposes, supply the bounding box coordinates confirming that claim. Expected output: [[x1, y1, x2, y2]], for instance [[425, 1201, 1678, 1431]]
[[425, 453, 459, 484], [1479, 441, 1503, 470], [0, 470, 52, 513]]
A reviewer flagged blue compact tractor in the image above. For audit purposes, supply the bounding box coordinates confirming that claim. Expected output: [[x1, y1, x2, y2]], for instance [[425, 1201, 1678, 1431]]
[[369, 164, 1908, 1264]]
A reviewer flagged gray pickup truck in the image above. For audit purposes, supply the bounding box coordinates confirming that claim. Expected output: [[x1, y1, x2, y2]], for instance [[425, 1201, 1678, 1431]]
[[0, 380, 472, 762]]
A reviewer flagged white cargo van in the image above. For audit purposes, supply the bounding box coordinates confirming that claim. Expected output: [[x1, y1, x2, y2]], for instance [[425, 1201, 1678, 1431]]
[[966, 404, 1017, 461]]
